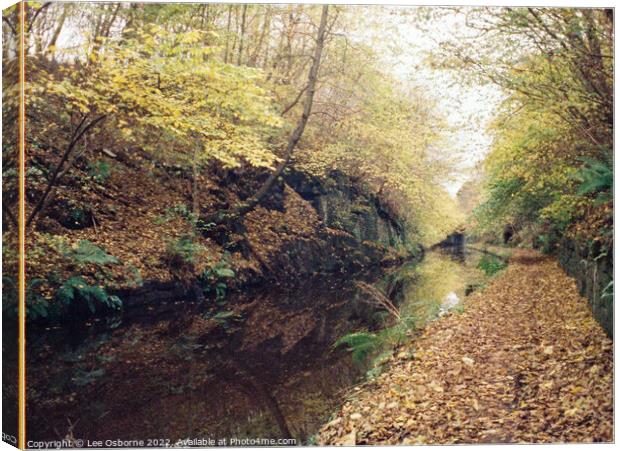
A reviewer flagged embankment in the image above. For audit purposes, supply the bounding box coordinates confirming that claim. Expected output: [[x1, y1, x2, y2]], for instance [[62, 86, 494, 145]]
[[24, 162, 422, 442], [556, 237, 613, 338]]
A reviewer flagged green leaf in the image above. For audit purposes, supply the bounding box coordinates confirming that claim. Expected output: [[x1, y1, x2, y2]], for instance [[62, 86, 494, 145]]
[[89, 285, 109, 303], [215, 268, 235, 278], [107, 295, 123, 310], [56, 282, 76, 304], [63, 240, 119, 265], [334, 331, 381, 364], [213, 310, 235, 320], [86, 298, 96, 314]]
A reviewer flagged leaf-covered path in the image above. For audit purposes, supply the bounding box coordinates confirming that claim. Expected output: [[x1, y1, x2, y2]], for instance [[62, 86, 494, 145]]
[[318, 250, 613, 445]]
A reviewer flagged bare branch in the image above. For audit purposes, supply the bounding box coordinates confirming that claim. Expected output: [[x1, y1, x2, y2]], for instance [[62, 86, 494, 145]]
[[27, 115, 107, 227]]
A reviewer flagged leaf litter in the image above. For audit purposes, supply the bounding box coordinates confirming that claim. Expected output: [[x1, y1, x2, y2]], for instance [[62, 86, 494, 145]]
[[318, 250, 613, 445]]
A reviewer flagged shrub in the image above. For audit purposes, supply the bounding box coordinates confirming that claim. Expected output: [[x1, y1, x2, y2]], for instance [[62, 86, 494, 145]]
[[87, 160, 113, 183], [198, 257, 236, 302], [164, 235, 204, 265], [155, 204, 207, 230], [2, 276, 51, 320], [210, 310, 241, 329], [574, 155, 613, 202], [51, 200, 95, 229], [56, 276, 122, 314], [534, 232, 560, 254], [334, 315, 418, 369], [477, 254, 507, 276], [334, 331, 381, 364], [59, 239, 119, 266], [2, 275, 121, 320]]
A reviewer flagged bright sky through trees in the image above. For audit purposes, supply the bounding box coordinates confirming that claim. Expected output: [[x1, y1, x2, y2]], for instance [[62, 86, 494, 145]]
[[347, 5, 505, 196], [2, 1, 613, 443]]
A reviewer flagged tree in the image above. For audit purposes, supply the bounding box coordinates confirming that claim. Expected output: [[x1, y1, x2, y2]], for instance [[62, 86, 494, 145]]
[[427, 7, 612, 148], [22, 25, 282, 228], [207, 5, 330, 224], [417, 6, 612, 245]]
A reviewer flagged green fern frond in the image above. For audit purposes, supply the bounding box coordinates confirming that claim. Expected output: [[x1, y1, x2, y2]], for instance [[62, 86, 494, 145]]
[[575, 157, 613, 197], [61, 240, 119, 265], [334, 331, 378, 349], [370, 350, 394, 368], [334, 331, 380, 364]]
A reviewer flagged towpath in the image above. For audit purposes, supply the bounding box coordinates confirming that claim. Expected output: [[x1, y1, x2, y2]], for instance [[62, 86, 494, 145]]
[[318, 249, 613, 444]]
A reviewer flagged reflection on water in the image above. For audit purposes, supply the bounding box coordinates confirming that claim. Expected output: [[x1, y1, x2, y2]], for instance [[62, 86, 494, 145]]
[[390, 247, 485, 325], [27, 246, 487, 444], [440, 291, 460, 315]]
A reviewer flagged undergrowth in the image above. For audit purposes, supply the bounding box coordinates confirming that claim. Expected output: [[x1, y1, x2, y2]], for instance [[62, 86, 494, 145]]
[[334, 305, 420, 380], [477, 254, 507, 276]]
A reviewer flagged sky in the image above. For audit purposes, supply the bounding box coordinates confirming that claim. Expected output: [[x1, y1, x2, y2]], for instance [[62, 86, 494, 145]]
[[350, 5, 506, 197]]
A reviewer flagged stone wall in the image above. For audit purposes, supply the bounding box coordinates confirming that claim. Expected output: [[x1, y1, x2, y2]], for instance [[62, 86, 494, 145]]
[[556, 238, 613, 338], [286, 169, 408, 250]]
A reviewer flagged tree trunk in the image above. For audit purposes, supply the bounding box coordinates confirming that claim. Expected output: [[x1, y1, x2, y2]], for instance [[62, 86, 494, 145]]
[[242, 376, 293, 439], [249, 6, 271, 67], [46, 5, 67, 60], [237, 4, 248, 66], [89, 3, 120, 62], [206, 5, 329, 226], [224, 5, 232, 64], [223, 5, 232, 63], [192, 148, 199, 218], [232, 358, 292, 439]]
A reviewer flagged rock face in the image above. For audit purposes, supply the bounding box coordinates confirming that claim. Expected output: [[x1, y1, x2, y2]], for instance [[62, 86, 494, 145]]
[[557, 238, 613, 338], [286, 169, 408, 249], [26, 168, 424, 443]]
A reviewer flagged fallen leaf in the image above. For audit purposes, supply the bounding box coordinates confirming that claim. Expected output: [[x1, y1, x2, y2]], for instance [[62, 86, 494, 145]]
[[342, 428, 356, 446], [472, 398, 480, 411], [462, 356, 475, 366], [428, 381, 444, 393]]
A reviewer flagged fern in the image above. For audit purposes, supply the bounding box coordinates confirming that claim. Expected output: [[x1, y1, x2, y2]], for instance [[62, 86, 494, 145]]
[[60, 240, 119, 265], [366, 350, 395, 379], [3, 276, 51, 320], [334, 331, 381, 364], [198, 257, 236, 301], [378, 318, 413, 346], [87, 160, 112, 183], [335, 309, 419, 367], [165, 235, 204, 264], [575, 156, 613, 202], [56, 276, 122, 314], [73, 368, 106, 386], [27, 278, 51, 319], [477, 254, 507, 276]]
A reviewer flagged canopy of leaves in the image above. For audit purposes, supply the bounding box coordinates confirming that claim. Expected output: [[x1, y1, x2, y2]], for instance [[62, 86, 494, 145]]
[[294, 43, 463, 245], [28, 25, 283, 172], [435, 7, 616, 248]]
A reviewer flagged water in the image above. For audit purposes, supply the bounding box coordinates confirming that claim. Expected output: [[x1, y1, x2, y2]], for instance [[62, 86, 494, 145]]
[[26, 246, 484, 445], [397, 247, 483, 322], [440, 292, 461, 315]]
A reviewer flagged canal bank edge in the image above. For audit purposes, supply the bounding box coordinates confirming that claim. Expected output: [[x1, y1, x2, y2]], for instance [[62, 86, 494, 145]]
[[556, 237, 613, 338]]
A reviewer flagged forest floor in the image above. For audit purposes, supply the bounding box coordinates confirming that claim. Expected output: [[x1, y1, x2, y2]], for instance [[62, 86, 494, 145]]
[[318, 249, 613, 445]]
